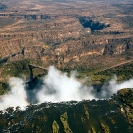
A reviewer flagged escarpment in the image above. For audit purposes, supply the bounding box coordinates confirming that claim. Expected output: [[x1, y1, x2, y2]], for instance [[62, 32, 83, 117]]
[[0, 29, 133, 68], [0, 0, 133, 70], [51, 37, 133, 68], [55, 38, 133, 57]]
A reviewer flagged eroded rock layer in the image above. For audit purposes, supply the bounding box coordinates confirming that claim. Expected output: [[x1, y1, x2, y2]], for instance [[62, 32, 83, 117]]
[[0, 0, 133, 73]]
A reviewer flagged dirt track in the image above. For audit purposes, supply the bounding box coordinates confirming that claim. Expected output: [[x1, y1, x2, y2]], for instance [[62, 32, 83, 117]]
[[95, 59, 133, 73]]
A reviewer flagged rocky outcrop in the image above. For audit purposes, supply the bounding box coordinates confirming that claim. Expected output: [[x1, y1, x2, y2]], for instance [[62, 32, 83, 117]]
[[0, 30, 133, 68], [50, 37, 133, 68], [0, 0, 133, 70], [55, 37, 133, 56], [79, 16, 110, 31]]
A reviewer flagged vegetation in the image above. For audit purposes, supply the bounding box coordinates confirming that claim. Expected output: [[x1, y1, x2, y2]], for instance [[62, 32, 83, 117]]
[[118, 89, 133, 107], [85, 110, 89, 120], [60, 112, 73, 133], [91, 126, 96, 133], [101, 122, 110, 133], [1, 59, 31, 78], [84, 61, 133, 84], [0, 0, 133, 132], [52, 120, 59, 133], [1, 57, 133, 96], [0, 59, 44, 80], [84, 105, 89, 120], [0, 90, 133, 132], [60, 61, 133, 85], [0, 82, 9, 95], [118, 89, 133, 124]]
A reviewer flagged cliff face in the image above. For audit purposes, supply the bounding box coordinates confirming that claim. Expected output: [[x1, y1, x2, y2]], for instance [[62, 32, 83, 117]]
[[52, 37, 133, 68], [79, 16, 110, 31], [0, 0, 133, 70], [0, 16, 83, 60], [55, 38, 133, 56], [0, 88, 133, 133], [0, 31, 133, 69]]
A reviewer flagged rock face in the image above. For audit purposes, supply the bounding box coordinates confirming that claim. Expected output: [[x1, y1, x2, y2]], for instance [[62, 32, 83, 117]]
[[1, 31, 133, 69], [0, 0, 133, 69], [79, 17, 110, 31]]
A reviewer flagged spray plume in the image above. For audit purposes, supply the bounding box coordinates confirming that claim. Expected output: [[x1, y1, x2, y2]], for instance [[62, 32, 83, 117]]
[[0, 77, 28, 110], [0, 66, 133, 110]]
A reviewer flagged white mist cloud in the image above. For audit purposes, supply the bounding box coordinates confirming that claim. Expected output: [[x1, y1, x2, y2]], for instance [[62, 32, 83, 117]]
[[0, 66, 133, 110], [0, 77, 28, 110], [36, 66, 96, 103], [100, 76, 133, 98]]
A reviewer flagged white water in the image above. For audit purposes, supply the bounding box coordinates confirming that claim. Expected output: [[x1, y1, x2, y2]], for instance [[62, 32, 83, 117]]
[[0, 66, 133, 110]]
